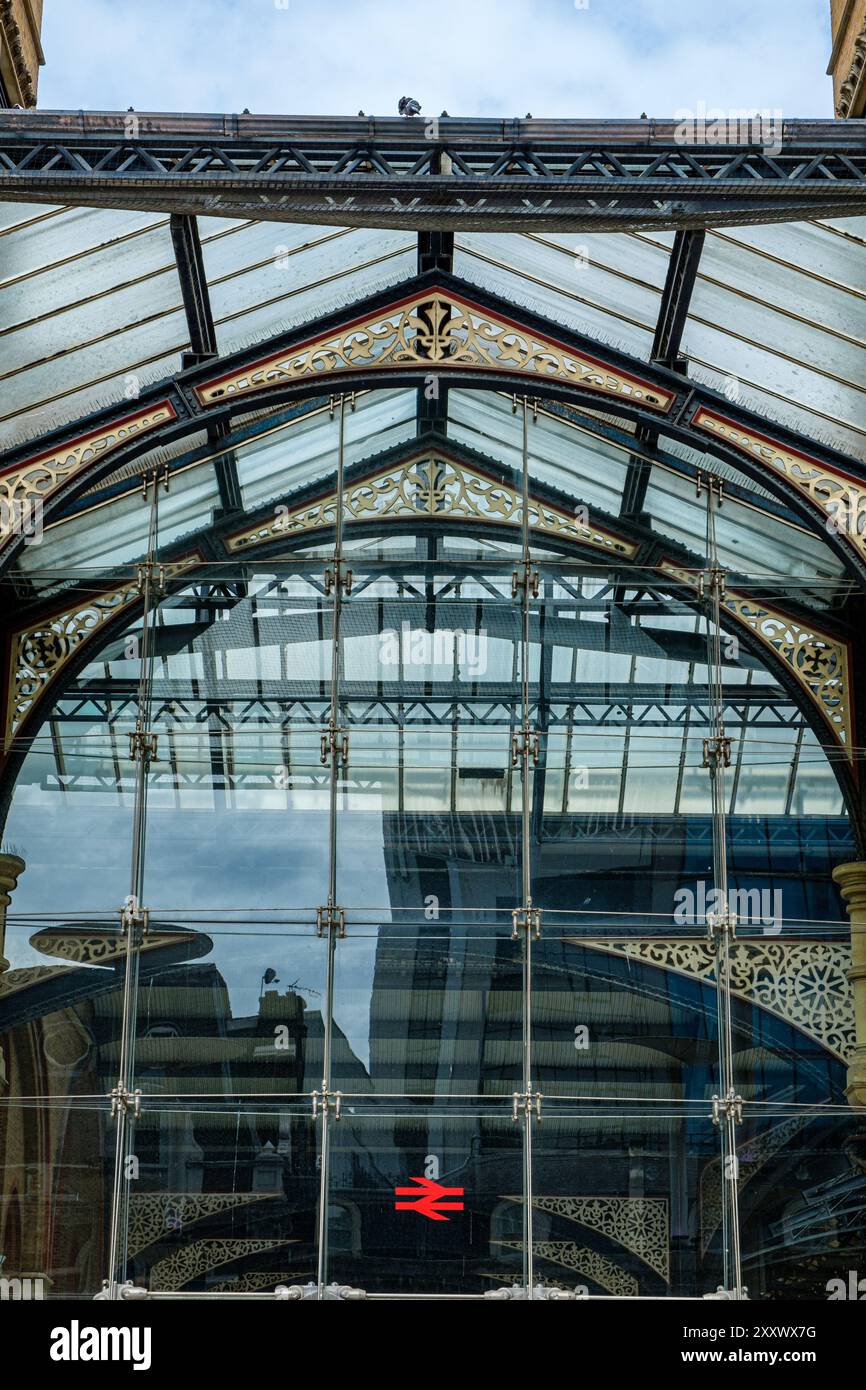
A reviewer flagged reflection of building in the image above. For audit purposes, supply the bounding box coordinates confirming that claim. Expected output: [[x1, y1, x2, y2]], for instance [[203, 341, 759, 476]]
[[0, 918, 368, 1294], [350, 813, 863, 1298]]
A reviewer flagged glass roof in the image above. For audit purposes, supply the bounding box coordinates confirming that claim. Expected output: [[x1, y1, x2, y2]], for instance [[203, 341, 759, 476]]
[[454, 220, 866, 459], [0, 202, 414, 448], [10, 569, 845, 823], [1, 196, 862, 606], [12, 384, 849, 604]]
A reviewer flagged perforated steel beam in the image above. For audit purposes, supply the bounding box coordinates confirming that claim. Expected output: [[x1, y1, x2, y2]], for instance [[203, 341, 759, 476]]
[[2, 112, 866, 230]]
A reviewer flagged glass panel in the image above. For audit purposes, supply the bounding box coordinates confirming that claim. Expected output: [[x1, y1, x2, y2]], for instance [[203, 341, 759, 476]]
[[532, 1106, 725, 1298], [2, 498, 858, 1300], [736, 1111, 866, 1300], [324, 1105, 522, 1295], [126, 1101, 318, 1295]]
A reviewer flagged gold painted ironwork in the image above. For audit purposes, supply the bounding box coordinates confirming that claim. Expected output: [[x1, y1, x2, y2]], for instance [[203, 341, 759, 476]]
[[127, 1193, 280, 1258], [27, 928, 193, 966], [693, 407, 866, 565], [208, 1271, 310, 1294], [504, 1194, 668, 1280], [0, 964, 64, 998], [494, 1240, 638, 1296], [3, 555, 199, 751], [197, 291, 676, 412], [149, 1238, 295, 1292], [660, 560, 852, 758], [577, 937, 855, 1060], [227, 452, 639, 558], [0, 403, 177, 550]]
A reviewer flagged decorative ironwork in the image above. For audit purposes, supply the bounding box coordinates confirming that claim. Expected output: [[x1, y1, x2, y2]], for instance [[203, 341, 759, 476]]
[[4, 581, 139, 752], [208, 1271, 310, 1294], [0, 964, 63, 997], [700, 1115, 809, 1255], [149, 1238, 295, 1291], [4, 556, 199, 751], [0, 404, 176, 551], [693, 408, 866, 566], [228, 453, 638, 558], [26, 927, 199, 966], [494, 1240, 638, 1296], [504, 1195, 668, 1280], [127, 1193, 280, 1258], [660, 561, 852, 758], [578, 938, 855, 1061], [197, 292, 675, 413]]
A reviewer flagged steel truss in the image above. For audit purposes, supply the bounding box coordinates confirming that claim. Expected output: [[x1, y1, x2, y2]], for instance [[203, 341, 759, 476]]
[[1, 113, 866, 230], [53, 688, 803, 727]]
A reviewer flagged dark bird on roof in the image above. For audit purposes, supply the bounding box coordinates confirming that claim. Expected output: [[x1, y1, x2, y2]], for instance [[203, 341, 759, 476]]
[[398, 96, 422, 117], [640, 111, 648, 119], [358, 110, 366, 117]]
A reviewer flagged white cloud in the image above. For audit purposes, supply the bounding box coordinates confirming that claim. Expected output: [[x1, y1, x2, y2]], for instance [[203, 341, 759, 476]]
[[38, 0, 833, 118]]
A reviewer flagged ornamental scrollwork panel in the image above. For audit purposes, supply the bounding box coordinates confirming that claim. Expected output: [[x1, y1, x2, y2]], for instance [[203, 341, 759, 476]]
[[0, 965, 65, 998], [693, 408, 866, 567], [228, 453, 638, 559], [578, 938, 855, 1061], [4, 555, 200, 751], [494, 1240, 638, 1297], [528, 1196, 669, 1281], [660, 561, 852, 758], [208, 1271, 309, 1294], [5, 581, 141, 752], [127, 1193, 281, 1258], [27, 928, 193, 967], [197, 292, 676, 413], [149, 1238, 295, 1291], [0, 403, 177, 550]]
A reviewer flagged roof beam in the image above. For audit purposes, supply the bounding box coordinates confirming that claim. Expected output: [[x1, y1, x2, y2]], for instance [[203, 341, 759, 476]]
[[621, 230, 705, 520], [169, 212, 242, 516], [416, 231, 453, 434], [651, 228, 706, 372], [170, 213, 217, 360], [2, 113, 866, 231]]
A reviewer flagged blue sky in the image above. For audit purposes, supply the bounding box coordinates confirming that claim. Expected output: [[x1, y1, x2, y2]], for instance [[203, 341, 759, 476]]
[[38, 0, 834, 117]]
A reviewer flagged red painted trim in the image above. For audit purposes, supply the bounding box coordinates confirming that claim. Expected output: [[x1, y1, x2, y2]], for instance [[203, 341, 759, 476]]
[[693, 406, 865, 490], [0, 401, 178, 482]]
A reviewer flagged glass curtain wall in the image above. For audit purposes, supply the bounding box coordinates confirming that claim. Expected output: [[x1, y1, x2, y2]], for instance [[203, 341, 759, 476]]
[[0, 397, 860, 1300]]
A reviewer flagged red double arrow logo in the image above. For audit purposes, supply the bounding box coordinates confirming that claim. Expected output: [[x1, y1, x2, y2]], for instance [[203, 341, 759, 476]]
[[394, 1176, 465, 1221]]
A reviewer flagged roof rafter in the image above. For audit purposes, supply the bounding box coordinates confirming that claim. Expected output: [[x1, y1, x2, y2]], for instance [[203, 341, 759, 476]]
[[621, 229, 705, 520], [169, 212, 242, 516]]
